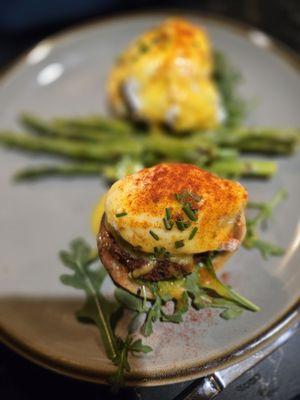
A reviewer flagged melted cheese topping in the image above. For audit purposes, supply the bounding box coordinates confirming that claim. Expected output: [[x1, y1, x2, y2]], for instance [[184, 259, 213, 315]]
[[105, 163, 248, 255], [108, 18, 221, 132]]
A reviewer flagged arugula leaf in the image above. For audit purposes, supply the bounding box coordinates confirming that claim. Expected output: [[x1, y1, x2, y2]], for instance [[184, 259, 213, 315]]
[[115, 287, 150, 333], [129, 338, 153, 353], [183, 267, 248, 319], [211, 298, 244, 320], [115, 287, 146, 313], [161, 291, 189, 323], [198, 256, 260, 312], [246, 238, 285, 260], [60, 239, 119, 362], [142, 295, 162, 337], [184, 270, 213, 309], [244, 189, 287, 258], [109, 336, 131, 391], [110, 335, 152, 392], [60, 238, 152, 389]]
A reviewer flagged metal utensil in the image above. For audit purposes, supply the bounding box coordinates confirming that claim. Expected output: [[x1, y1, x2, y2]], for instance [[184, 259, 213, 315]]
[[175, 306, 299, 399]]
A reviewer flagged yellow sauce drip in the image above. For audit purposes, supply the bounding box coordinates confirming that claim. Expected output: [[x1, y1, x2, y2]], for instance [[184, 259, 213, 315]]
[[91, 193, 107, 235], [158, 279, 185, 300]]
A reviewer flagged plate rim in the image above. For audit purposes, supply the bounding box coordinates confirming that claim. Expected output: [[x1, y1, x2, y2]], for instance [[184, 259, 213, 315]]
[[0, 9, 299, 387]]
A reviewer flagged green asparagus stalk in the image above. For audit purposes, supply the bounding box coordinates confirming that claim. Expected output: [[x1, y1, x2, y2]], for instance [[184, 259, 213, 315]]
[[13, 164, 102, 181], [52, 115, 135, 135], [12, 156, 277, 182], [20, 114, 129, 142], [144, 134, 217, 163], [21, 113, 135, 136], [19, 113, 300, 155], [0, 130, 220, 165], [13, 156, 145, 182], [207, 158, 277, 178], [0, 132, 143, 161], [210, 127, 300, 155]]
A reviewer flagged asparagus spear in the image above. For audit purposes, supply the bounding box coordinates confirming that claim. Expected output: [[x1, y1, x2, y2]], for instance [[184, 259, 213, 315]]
[[13, 157, 277, 182], [207, 158, 277, 178], [20, 114, 128, 142], [0, 130, 219, 165], [208, 127, 300, 155], [14, 164, 102, 181], [0, 132, 143, 161], [21, 113, 300, 155], [21, 113, 135, 137], [53, 115, 135, 134], [144, 134, 217, 163]]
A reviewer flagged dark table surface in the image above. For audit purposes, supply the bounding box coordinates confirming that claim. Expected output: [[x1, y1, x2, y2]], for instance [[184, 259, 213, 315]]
[[0, 1, 299, 399], [1, 333, 299, 400]]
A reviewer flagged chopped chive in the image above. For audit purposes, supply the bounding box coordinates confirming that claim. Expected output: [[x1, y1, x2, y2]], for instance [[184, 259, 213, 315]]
[[175, 191, 202, 205], [116, 212, 127, 218], [175, 240, 185, 248], [139, 42, 149, 53], [163, 217, 173, 230], [176, 220, 186, 231], [182, 203, 197, 221], [189, 227, 198, 240], [165, 207, 172, 220], [175, 191, 187, 203], [149, 230, 159, 241], [189, 192, 202, 202], [154, 246, 170, 258]]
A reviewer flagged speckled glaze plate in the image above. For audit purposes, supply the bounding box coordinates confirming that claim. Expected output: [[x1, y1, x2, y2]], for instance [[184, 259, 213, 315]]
[[0, 11, 299, 386]]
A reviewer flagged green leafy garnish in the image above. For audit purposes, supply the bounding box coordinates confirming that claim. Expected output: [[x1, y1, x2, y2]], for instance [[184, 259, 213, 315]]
[[175, 240, 185, 248], [109, 335, 152, 390], [175, 190, 202, 205], [116, 212, 127, 218], [211, 298, 244, 320], [115, 287, 147, 314], [182, 203, 198, 221], [154, 246, 170, 258], [199, 256, 260, 312], [161, 291, 189, 323], [115, 285, 160, 337], [149, 230, 160, 241], [244, 189, 287, 258], [163, 217, 173, 230], [183, 268, 245, 319], [176, 220, 188, 231], [60, 238, 152, 389], [188, 227, 198, 240], [142, 295, 162, 337], [165, 207, 172, 220]]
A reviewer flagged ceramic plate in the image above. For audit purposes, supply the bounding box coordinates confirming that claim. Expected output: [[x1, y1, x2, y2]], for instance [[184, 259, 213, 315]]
[[0, 12, 299, 386]]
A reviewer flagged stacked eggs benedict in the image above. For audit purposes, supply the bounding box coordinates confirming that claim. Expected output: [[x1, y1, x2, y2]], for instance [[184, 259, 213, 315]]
[[97, 163, 247, 297], [108, 18, 224, 132]]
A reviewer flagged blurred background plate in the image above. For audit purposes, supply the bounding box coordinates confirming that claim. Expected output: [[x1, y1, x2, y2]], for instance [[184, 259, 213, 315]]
[[0, 11, 299, 386]]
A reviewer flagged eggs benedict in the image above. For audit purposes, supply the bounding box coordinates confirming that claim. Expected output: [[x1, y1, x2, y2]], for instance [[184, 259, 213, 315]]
[[97, 163, 247, 298], [108, 18, 224, 132]]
